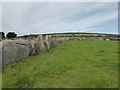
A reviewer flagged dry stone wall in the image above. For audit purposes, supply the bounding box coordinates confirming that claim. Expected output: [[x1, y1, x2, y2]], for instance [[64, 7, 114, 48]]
[[0, 35, 69, 67], [1, 34, 119, 67]]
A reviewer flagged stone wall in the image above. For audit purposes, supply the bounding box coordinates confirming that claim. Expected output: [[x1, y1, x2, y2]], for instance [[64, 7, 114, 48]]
[[0, 35, 69, 67], [1, 34, 118, 67]]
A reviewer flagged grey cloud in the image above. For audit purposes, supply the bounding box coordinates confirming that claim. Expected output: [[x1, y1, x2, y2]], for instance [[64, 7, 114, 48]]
[[2, 2, 118, 35]]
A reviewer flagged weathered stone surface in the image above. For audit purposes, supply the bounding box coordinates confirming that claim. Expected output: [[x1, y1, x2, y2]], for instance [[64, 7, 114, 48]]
[[0, 42, 2, 67], [51, 38, 68, 46], [105, 39, 110, 41], [31, 35, 45, 55], [44, 35, 52, 50], [1, 39, 32, 66], [69, 38, 85, 40], [30, 39, 36, 49], [51, 38, 57, 46], [97, 38, 104, 40]]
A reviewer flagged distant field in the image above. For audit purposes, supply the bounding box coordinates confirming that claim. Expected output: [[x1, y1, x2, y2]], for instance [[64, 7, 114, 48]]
[[54, 36, 120, 40], [2, 39, 118, 88]]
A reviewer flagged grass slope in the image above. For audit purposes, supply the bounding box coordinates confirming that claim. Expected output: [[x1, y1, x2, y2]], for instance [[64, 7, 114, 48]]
[[2, 40, 118, 88]]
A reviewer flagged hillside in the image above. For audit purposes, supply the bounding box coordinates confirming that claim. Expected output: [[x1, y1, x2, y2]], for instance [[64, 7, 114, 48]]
[[2, 38, 118, 88]]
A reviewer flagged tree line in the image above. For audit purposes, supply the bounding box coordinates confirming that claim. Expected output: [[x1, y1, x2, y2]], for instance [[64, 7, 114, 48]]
[[1, 32, 17, 38]]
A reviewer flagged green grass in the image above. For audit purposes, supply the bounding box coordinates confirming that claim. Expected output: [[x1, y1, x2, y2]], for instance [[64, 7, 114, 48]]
[[2, 40, 118, 88]]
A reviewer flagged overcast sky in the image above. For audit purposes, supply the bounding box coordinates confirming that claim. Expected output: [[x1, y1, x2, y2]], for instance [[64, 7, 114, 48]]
[[2, 2, 118, 36]]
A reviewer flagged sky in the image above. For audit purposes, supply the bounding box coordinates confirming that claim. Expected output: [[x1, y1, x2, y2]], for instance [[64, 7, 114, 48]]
[[1, 2, 118, 36]]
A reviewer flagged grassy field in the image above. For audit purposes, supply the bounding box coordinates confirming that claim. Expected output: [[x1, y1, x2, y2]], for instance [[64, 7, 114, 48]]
[[2, 39, 118, 88]]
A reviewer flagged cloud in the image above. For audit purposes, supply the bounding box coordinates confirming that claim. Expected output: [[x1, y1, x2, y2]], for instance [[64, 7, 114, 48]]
[[0, 3, 2, 32], [2, 0, 119, 2], [2, 2, 118, 35]]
